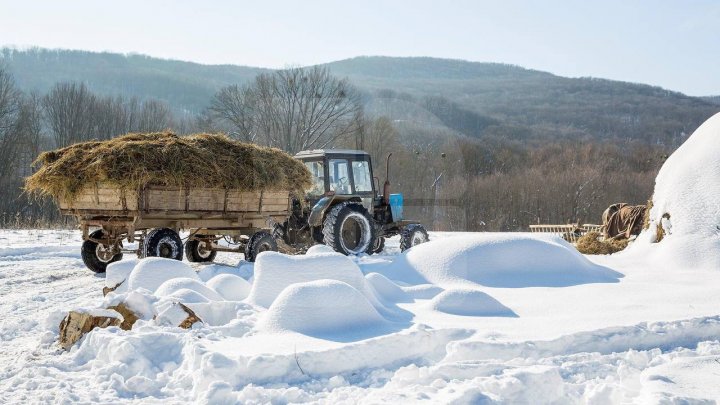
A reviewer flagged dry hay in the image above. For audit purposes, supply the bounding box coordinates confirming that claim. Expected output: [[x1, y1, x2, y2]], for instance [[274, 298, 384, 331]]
[[576, 232, 629, 255], [641, 198, 669, 243], [25, 132, 312, 201]]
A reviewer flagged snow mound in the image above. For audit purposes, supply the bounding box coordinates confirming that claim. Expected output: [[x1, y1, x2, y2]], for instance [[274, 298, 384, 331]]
[[365, 273, 412, 303], [247, 251, 378, 308], [166, 288, 211, 304], [126, 258, 199, 292], [429, 288, 517, 317], [391, 234, 621, 287], [155, 277, 224, 301], [206, 274, 251, 301], [637, 112, 720, 269], [305, 244, 336, 255], [105, 259, 139, 293], [258, 280, 390, 339], [402, 284, 444, 299]]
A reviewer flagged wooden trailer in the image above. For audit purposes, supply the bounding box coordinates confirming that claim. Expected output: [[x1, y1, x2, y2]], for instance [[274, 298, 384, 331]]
[[60, 182, 292, 273]]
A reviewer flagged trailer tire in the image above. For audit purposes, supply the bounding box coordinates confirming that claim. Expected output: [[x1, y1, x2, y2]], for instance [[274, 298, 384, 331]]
[[371, 236, 385, 254], [245, 231, 277, 262], [185, 237, 217, 263], [142, 228, 183, 261], [81, 229, 122, 273], [399, 224, 429, 252], [323, 202, 376, 255]]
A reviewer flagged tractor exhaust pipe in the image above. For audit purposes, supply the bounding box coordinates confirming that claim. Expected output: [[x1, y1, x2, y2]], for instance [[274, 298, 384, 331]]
[[383, 153, 392, 204]]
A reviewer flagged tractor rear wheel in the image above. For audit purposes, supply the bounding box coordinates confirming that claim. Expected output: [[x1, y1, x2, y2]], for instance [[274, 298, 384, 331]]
[[399, 224, 429, 252], [81, 229, 123, 273], [323, 202, 376, 255], [185, 237, 217, 262], [245, 231, 277, 262], [142, 228, 183, 261]]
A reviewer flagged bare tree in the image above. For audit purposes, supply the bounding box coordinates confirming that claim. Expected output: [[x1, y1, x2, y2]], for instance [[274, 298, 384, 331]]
[[210, 66, 363, 153], [0, 66, 22, 181], [208, 84, 258, 141], [43, 82, 97, 147], [136, 99, 172, 132]]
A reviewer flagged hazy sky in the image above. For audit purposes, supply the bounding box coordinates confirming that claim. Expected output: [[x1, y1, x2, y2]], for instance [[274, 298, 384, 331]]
[[2, 0, 719, 95]]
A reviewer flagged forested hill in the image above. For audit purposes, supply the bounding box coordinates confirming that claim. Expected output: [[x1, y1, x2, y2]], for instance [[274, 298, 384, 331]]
[[2, 48, 718, 145]]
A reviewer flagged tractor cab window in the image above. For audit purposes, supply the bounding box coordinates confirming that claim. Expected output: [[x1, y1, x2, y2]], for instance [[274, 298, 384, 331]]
[[352, 160, 372, 192], [328, 159, 351, 194], [304, 160, 325, 195]]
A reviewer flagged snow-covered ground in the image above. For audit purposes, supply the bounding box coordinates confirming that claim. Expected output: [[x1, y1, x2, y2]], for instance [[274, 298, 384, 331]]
[[3, 113, 720, 404], [1, 229, 719, 404]]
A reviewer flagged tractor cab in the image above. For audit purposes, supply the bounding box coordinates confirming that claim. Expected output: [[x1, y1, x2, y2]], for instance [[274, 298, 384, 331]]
[[295, 149, 376, 212]]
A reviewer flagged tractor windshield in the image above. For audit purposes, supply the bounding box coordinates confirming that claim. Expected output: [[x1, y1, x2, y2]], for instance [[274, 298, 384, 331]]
[[304, 161, 325, 195], [329, 159, 352, 194], [352, 160, 372, 192]]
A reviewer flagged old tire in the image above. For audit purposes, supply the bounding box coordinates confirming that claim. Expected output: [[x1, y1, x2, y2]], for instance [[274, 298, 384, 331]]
[[323, 202, 376, 255], [185, 237, 217, 263], [142, 228, 183, 260], [81, 230, 122, 274], [371, 236, 385, 254], [245, 231, 277, 262], [399, 224, 429, 252]]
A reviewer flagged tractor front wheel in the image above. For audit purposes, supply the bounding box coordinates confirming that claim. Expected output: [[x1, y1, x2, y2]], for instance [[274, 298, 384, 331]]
[[323, 202, 376, 255], [399, 224, 429, 252], [81, 229, 123, 273]]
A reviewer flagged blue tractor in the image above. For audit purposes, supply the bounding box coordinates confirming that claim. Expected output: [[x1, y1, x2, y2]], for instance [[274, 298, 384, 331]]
[[274, 149, 429, 255]]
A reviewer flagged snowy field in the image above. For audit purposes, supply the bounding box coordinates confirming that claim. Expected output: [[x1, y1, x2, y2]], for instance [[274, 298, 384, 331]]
[[3, 113, 720, 404], [1, 229, 720, 404]]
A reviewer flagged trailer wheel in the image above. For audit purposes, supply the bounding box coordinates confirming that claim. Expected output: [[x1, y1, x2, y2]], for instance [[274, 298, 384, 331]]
[[142, 228, 183, 261], [399, 224, 429, 252], [185, 237, 217, 263], [371, 236, 385, 254], [81, 229, 123, 273], [323, 202, 376, 255], [245, 231, 277, 262]]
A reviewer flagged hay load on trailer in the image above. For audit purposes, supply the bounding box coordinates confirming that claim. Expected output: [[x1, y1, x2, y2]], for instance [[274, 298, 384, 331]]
[[25, 132, 312, 273]]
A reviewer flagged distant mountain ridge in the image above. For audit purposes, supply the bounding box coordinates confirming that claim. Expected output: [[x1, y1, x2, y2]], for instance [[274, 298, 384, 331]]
[[1, 47, 717, 145]]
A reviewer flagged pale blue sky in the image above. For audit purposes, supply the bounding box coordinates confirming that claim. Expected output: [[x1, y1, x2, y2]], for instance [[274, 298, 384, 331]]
[[1, 0, 719, 95]]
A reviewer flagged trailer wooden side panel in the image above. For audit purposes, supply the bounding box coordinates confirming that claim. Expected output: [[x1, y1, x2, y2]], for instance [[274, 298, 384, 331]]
[[59, 183, 290, 215], [58, 185, 139, 211]]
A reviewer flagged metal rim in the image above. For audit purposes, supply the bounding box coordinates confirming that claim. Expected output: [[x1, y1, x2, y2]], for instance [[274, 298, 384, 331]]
[[195, 240, 212, 259], [411, 231, 427, 247], [95, 244, 115, 263], [156, 237, 178, 258], [339, 212, 372, 254], [256, 241, 273, 254]]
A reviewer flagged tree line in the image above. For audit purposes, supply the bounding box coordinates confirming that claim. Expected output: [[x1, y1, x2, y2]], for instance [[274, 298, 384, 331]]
[[0, 63, 684, 231]]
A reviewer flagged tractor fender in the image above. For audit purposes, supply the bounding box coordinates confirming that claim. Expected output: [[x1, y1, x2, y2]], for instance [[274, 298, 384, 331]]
[[308, 195, 362, 227]]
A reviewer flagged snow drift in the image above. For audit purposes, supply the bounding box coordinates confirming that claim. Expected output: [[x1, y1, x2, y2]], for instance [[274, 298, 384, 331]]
[[258, 280, 392, 340], [126, 258, 199, 292], [429, 288, 517, 317], [389, 233, 622, 287], [637, 112, 720, 269]]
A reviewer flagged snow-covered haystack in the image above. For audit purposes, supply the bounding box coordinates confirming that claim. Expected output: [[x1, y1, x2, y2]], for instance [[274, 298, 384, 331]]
[[365, 273, 412, 303], [257, 280, 390, 339], [105, 259, 139, 293], [206, 274, 251, 301], [155, 278, 224, 301], [429, 288, 517, 317], [637, 112, 720, 269], [246, 251, 379, 308], [126, 258, 199, 292], [390, 234, 621, 287]]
